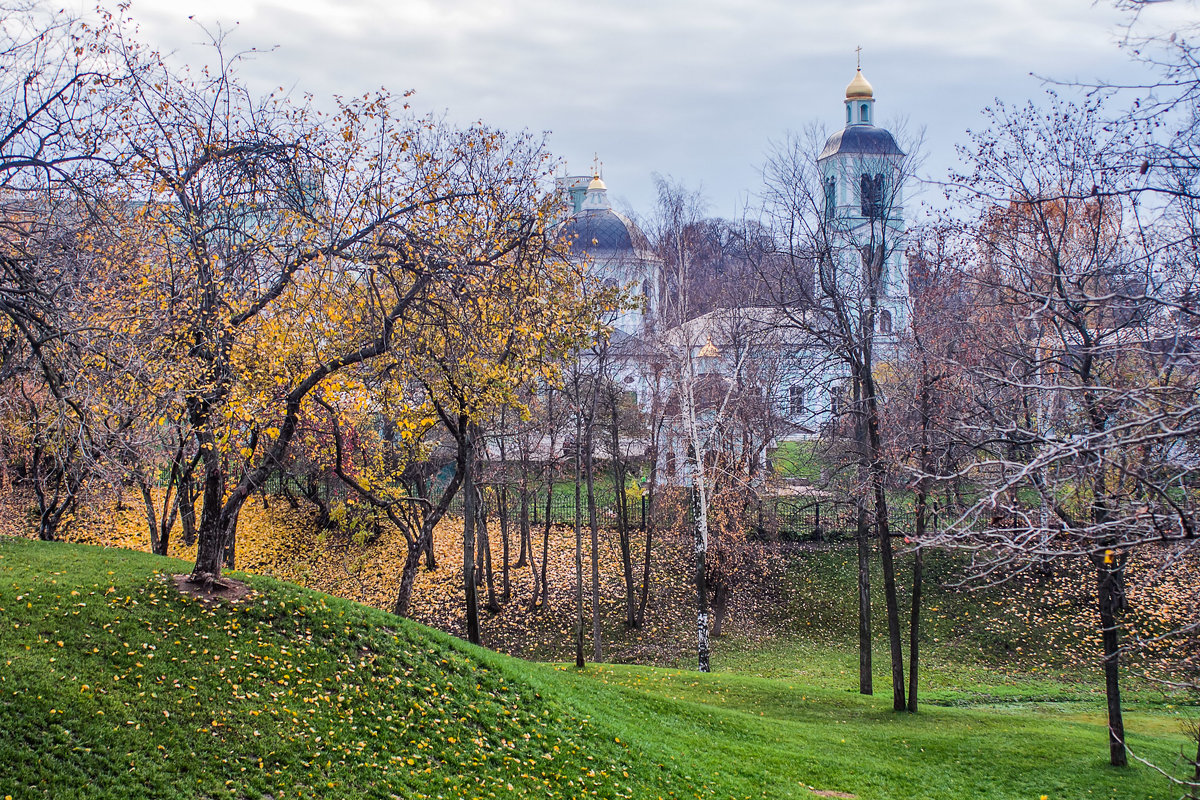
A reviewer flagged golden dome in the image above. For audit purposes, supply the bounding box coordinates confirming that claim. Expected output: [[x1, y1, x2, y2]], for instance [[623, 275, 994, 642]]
[[588, 176, 607, 191], [697, 337, 720, 359], [845, 69, 873, 100]]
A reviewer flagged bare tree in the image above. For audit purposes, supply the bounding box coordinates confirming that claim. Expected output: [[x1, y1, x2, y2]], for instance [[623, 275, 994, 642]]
[[929, 95, 1200, 766], [0, 4, 146, 542], [880, 223, 976, 711], [759, 103, 921, 710]]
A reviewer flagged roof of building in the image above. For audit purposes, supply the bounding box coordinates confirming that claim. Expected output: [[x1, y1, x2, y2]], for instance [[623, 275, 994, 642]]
[[818, 125, 905, 161], [560, 208, 651, 253], [658, 306, 812, 352]]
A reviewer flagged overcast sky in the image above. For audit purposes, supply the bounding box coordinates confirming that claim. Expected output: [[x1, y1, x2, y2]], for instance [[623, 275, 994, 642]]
[[114, 0, 1190, 222]]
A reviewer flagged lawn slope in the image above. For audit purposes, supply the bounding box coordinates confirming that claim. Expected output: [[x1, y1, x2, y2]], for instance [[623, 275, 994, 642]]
[[0, 537, 1186, 800]]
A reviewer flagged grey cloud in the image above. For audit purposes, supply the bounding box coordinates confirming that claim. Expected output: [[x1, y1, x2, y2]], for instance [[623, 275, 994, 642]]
[[126, 0, 1172, 217]]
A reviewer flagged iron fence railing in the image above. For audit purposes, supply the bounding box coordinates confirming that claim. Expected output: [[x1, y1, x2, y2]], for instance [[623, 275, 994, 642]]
[[198, 467, 960, 541], [443, 487, 943, 541]]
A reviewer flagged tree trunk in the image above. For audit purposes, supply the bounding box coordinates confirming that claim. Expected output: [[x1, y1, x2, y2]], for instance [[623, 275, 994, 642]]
[[193, 514, 228, 582], [393, 442, 466, 618], [423, 530, 437, 570], [711, 582, 730, 638], [223, 504, 239, 571], [864, 366, 905, 712], [139, 480, 163, 556], [527, 488, 541, 609], [908, 362, 934, 714], [873, 457, 906, 712], [499, 486, 511, 603], [852, 373, 873, 697], [637, 521, 653, 628], [1098, 561, 1127, 766], [856, 501, 873, 696], [394, 527, 429, 618], [610, 397, 636, 628], [692, 484, 711, 673], [535, 485, 553, 611], [190, 430, 230, 582], [574, 423, 585, 668], [480, 496, 499, 613], [516, 483, 530, 569], [907, 543, 923, 713], [462, 430, 481, 646], [31, 446, 74, 542], [586, 438, 602, 663], [475, 492, 487, 589], [178, 474, 197, 546], [636, 477, 656, 628]]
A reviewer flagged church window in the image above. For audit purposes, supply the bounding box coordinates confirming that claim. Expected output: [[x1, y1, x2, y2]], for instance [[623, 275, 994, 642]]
[[789, 385, 806, 415], [824, 176, 836, 219], [846, 105, 852, 124], [860, 103, 870, 123], [860, 173, 885, 219], [879, 309, 893, 335]]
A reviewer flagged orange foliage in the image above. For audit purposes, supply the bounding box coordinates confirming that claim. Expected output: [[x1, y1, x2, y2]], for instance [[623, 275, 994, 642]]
[[2, 487, 791, 663]]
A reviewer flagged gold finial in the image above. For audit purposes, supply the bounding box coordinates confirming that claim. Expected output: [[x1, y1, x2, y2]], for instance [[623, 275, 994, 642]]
[[588, 153, 606, 190], [856, 45, 862, 70]]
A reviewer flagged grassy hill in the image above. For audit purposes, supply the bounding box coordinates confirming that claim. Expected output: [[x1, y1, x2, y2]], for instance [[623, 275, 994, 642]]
[[0, 536, 1190, 800]]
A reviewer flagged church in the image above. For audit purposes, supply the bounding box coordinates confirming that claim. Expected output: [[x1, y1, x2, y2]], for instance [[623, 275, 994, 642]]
[[556, 65, 911, 483]]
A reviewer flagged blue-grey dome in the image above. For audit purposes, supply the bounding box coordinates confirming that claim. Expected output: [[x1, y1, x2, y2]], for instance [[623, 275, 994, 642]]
[[560, 208, 650, 254], [818, 126, 904, 160]]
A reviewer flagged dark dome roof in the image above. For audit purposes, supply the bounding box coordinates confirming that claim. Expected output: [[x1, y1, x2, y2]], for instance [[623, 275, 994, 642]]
[[560, 209, 650, 254], [818, 126, 904, 160]]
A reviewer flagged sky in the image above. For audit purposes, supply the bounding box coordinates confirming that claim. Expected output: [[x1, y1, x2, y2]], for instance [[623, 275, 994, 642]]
[[109, 0, 1192, 222]]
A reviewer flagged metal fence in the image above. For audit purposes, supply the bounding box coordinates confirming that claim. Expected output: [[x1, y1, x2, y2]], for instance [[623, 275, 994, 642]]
[[238, 468, 939, 541], [443, 486, 933, 541], [762, 499, 928, 541]]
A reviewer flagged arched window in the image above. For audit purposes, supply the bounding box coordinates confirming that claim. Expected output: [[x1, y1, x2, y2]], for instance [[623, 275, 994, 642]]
[[846, 105, 852, 124], [878, 309, 893, 335], [824, 176, 836, 219], [860, 103, 870, 123], [860, 173, 885, 219]]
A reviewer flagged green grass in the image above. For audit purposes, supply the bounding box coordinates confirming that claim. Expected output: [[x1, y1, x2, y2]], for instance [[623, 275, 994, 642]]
[[0, 536, 1190, 799], [774, 544, 1106, 669], [770, 441, 825, 482]]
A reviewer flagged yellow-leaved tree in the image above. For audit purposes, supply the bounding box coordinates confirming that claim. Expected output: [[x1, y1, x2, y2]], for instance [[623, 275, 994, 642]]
[[110, 35, 593, 588], [315, 221, 621, 639]]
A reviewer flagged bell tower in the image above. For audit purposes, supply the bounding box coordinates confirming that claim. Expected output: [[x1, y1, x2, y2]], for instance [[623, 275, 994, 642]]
[[816, 55, 909, 339]]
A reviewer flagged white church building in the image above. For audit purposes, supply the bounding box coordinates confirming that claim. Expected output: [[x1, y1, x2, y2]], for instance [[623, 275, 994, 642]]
[[555, 66, 911, 483]]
